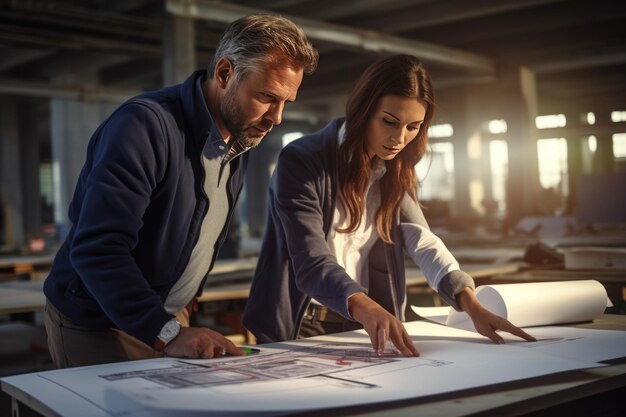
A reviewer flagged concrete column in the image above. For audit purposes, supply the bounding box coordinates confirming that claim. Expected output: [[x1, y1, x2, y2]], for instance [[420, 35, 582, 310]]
[[499, 66, 541, 226], [163, 13, 196, 85], [50, 95, 117, 239], [18, 99, 45, 244], [448, 110, 472, 218], [592, 111, 615, 173], [244, 122, 310, 239], [0, 100, 25, 249], [444, 84, 492, 221], [327, 92, 349, 120], [563, 111, 584, 215]]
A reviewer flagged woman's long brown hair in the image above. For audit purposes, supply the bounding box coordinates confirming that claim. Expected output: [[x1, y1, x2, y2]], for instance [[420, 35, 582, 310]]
[[337, 54, 435, 244]]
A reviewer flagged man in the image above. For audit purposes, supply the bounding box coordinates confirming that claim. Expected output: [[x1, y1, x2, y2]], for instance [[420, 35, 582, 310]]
[[43, 14, 318, 368]]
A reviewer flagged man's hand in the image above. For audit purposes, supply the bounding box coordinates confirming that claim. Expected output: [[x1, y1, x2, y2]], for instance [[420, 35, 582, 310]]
[[163, 327, 246, 359], [456, 287, 536, 343], [348, 292, 419, 357]]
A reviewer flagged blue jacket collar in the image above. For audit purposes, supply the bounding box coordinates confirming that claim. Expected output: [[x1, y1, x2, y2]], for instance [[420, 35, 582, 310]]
[[181, 70, 224, 152]]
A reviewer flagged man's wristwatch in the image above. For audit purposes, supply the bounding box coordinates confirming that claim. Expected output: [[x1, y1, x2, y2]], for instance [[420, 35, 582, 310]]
[[155, 318, 181, 352]]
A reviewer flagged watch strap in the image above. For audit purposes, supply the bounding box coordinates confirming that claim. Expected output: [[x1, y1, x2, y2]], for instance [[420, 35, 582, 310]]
[[154, 318, 181, 352], [154, 337, 166, 352]]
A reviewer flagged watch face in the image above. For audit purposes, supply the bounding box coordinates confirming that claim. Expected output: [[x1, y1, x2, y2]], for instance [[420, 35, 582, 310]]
[[160, 320, 181, 343]]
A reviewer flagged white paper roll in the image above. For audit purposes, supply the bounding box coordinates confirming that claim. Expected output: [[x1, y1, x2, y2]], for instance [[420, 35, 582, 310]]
[[445, 280, 609, 330]]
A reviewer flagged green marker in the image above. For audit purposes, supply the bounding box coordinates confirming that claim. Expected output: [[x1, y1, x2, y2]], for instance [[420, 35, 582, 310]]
[[241, 347, 261, 355]]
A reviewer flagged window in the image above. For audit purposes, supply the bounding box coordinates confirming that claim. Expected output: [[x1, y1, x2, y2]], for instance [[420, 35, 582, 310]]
[[417, 142, 454, 201], [536, 114, 566, 129], [614, 133, 626, 158], [487, 119, 507, 134], [537, 137, 568, 196], [535, 114, 567, 129], [588, 135, 597, 153], [428, 123, 453, 138], [611, 111, 626, 122]]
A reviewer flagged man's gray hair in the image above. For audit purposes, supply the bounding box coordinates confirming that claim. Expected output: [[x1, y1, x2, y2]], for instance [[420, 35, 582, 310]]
[[207, 14, 318, 80]]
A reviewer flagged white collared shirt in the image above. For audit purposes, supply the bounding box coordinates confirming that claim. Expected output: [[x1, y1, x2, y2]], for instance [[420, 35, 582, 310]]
[[326, 124, 386, 290], [323, 122, 460, 301]]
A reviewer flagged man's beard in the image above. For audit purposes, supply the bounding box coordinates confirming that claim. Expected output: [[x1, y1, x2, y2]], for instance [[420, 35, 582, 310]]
[[220, 89, 271, 149]]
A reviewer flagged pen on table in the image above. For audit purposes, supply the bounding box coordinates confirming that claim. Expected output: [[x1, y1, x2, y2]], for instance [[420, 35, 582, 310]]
[[240, 347, 261, 355]]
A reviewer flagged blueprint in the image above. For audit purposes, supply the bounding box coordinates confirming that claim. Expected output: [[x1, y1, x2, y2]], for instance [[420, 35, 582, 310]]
[[3, 320, 622, 416], [99, 343, 413, 389]]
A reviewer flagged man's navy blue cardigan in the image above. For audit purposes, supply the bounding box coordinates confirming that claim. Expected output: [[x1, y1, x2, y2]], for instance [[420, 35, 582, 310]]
[[44, 71, 248, 347]]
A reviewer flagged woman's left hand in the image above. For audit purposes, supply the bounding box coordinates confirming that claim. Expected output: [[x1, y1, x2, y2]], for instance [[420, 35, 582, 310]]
[[348, 292, 419, 356], [456, 287, 536, 344]]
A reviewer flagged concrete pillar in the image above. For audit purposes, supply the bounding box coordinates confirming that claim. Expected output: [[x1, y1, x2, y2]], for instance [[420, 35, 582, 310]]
[[244, 122, 311, 240], [245, 133, 280, 240], [448, 111, 473, 218], [327, 92, 349, 120], [592, 111, 615, 173], [241, 99, 334, 254], [18, 99, 45, 244], [163, 13, 196, 85], [0, 100, 25, 249], [499, 66, 541, 226], [563, 111, 584, 215], [50, 94, 117, 239], [445, 84, 492, 221]]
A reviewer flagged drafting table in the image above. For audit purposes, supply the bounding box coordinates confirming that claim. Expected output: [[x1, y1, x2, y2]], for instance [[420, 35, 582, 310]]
[[0, 283, 253, 316], [0, 280, 46, 315], [2, 314, 625, 417], [443, 246, 525, 263], [0, 253, 55, 270], [540, 234, 626, 248], [203, 261, 522, 301], [205, 257, 258, 283], [405, 262, 522, 307], [0, 258, 258, 316], [405, 262, 521, 286], [0, 260, 519, 316], [0, 253, 55, 280]]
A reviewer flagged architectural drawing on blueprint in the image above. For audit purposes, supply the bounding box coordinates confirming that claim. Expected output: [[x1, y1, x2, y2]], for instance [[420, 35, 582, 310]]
[[99, 343, 451, 390]]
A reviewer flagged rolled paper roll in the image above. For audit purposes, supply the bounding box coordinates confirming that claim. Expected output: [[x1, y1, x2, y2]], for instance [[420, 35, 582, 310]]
[[445, 280, 609, 331]]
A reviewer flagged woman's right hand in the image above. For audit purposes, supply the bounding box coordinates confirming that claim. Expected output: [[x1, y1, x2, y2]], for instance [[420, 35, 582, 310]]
[[348, 292, 419, 357]]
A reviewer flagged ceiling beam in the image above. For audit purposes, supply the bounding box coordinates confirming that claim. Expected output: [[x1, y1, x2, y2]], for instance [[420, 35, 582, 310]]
[[349, 0, 568, 34], [165, 0, 494, 74], [399, 2, 626, 46], [0, 77, 325, 123], [0, 46, 55, 72], [532, 52, 626, 74], [0, 78, 141, 102], [273, 0, 433, 20], [0, 23, 160, 57], [237, 0, 310, 9]]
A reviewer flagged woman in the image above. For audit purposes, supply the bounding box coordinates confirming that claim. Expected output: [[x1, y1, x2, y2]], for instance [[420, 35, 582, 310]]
[[243, 54, 534, 356]]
